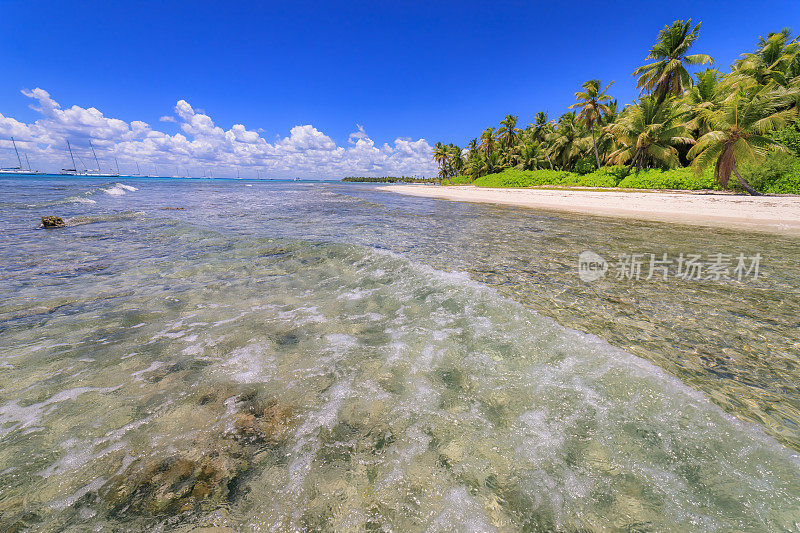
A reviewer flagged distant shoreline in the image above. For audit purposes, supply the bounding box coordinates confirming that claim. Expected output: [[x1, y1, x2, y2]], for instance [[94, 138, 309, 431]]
[[380, 184, 800, 236]]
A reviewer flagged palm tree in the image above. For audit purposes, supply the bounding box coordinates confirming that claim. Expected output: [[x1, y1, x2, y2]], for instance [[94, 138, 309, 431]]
[[480, 127, 496, 157], [466, 138, 479, 159], [633, 20, 713, 107], [432, 142, 453, 184], [608, 97, 694, 170], [547, 113, 587, 171], [498, 115, 521, 151], [515, 141, 547, 171], [531, 112, 554, 169], [569, 79, 615, 168], [447, 144, 465, 178], [735, 29, 800, 87], [433, 142, 448, 166], [682, 69, 726, 136], [688, 82, 799, 195], [466, 152, 484, 180]]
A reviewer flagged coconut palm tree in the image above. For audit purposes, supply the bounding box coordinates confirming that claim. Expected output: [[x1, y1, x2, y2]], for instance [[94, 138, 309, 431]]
[[531, 112, 555, 169], [480, 128, 496, 157], [432, 142, 453, 184], [633, 19, 713, 107], [433, 142, 449, 169], [548, 112, 594, 170], [498, 115, 521, 152], [466, 138, 479, 159], [515, 141, 547, 171], [682, 69, 726, 136], [735, 29, 800, 87], [569, 79, 615, 168], [688, 82, 799, 195], [608, 97, 694, 170], [447, 144, 465, 178], [466, 152, 484, 180]]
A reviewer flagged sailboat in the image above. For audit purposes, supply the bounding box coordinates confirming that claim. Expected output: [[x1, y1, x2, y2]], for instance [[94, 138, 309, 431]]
[[79, 141, 120, 177], [61, 140, 79, 174], [0, 137, 42, 175]]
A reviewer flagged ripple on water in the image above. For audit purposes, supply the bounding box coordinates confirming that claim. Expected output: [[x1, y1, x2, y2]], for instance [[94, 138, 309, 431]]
[[0, 184, 799, 531]]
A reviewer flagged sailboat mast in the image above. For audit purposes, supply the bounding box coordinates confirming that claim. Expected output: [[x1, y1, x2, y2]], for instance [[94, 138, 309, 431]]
[[115, 157, 120, 174], [90, 141, 100, 172], [67, 141, 77, 171], [11, 137, 22, 169], [136, 162, 141, 175], [25, 154, 31, 172]]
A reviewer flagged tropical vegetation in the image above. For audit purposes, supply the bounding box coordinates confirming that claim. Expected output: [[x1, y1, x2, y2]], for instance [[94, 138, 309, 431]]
[[432, 21, 800, 194]]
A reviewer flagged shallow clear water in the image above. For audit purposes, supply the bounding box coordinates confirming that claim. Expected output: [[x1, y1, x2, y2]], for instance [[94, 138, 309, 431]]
[[1, 178, 799, 531]]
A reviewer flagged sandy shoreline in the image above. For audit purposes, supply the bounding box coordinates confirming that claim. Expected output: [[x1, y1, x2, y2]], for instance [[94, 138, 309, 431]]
[[379, 184, 800, 236]]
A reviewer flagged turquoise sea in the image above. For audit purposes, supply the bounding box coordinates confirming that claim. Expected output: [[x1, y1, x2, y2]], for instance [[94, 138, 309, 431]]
[[1, 176, 799, 531]]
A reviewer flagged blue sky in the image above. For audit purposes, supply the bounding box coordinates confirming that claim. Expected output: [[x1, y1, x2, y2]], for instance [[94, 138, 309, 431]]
[[0, 0, 798, 177]]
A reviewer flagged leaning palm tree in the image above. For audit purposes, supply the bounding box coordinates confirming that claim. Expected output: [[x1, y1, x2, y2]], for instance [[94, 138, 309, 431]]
[[633, 19, 713, 107], [480, 127, 496, 157], [569, 79, 614, 168], [608, 96, 695, 170], [688, 82, 799, 195]]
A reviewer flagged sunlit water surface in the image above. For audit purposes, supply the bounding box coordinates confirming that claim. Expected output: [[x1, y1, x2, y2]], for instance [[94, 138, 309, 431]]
[[1, 178, 799, 531]]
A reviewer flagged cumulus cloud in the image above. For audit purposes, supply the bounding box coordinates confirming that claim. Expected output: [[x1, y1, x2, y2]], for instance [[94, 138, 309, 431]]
[[0, 88, 436, 178]]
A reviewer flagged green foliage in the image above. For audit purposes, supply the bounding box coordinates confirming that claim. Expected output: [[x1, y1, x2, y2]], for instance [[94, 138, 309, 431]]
[[473, 168, 617, 188], [599, 165, 631, 181], [446, 174, 474, 185], [573, 156, 596, 175], [617, 167, 719, 190], [444, 164, 800, 192], [771, 120, 800, 157], [341, 176, 435, 183], [432, 23, 800, 195], [739, 152, 800, 194]]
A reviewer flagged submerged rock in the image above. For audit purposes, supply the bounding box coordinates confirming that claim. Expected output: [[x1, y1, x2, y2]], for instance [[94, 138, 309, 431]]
[[41, 215, 65, 228], [100, 451, 246, 517], [95, 388, 296, 519]]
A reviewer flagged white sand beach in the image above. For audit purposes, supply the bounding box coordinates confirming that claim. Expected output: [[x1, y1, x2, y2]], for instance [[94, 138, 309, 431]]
[[380, 184, 800, 235]]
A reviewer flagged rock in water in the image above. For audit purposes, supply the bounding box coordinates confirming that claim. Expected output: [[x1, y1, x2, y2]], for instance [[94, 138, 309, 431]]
[[41, 216, 65, 228]]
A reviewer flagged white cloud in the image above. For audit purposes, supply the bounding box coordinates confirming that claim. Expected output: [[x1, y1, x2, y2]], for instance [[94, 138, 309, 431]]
[[0, 89, 436, 178]]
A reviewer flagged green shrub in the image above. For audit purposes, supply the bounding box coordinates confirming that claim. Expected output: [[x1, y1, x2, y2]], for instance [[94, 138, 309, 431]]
[[771, 120, 800, 158], [444, 174, 474, 185], [445, 162, 799, 193], [473, 168, 617, 188], [557, 172, 618, 187], [473, 169, 571, 188], [573, 157, 596, 175], [617, 167, 719, 190], [599, 165, 631, 181], [740, 152, 800, 194]]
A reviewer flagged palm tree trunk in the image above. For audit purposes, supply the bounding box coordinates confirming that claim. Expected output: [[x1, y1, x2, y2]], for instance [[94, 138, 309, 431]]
[[733, 164, 763, 196], [591, 128, 601, 169]]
